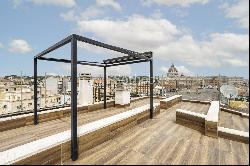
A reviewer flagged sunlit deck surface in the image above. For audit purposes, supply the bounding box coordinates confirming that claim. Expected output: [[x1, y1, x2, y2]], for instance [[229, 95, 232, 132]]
[[0, 98, 161, 152], [219, 111, 249, 132], [178, 102, 210, 114], [66, 103, 249, 165]]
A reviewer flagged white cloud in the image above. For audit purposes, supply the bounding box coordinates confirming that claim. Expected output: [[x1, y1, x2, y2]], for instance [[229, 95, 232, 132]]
[[224, 59, 249, 67], [60, 10, 79, 22], [11, 0, 23, 8], [221, 0, 249, 29], [61, 6, 105, 21], [155, 33, 249, 67], [31, 0, 76, 8], [77, 15, 181, 51], [160, 65, 194, 76], [75, 15, 249, 68], [176, 66, 194, 76], [8, 39, 32, 54], [96, 0, 121, 11], [151, 9, 163, 19], [61, 64, 132, 77], [0, 42, 3, 48], [141, 0, 209, 7], [61, 0, 122, 21], [10, 0, 76, 8]]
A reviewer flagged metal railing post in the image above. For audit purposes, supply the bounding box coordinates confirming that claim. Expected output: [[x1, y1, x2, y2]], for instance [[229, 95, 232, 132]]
[[34, 58, 38, 125], [150, 57, 154, 119], [104, 66, 107, 109], [71, 35, 78, 161]]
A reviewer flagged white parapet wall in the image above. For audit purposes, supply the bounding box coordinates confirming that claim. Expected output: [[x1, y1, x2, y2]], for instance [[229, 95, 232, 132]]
[[205, 101, 220, 138], [218, 126, 249, 144], [176, 109, 206, 132]]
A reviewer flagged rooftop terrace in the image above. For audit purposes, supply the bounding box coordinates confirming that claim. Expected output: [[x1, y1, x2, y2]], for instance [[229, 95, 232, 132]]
[[0, 96, 249, 165], [65, 103, 248, 165]]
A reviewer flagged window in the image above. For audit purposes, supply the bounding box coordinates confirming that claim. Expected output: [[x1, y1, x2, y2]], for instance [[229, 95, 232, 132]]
[[14, 88, 16, 91], [6, 89, 8, 92]]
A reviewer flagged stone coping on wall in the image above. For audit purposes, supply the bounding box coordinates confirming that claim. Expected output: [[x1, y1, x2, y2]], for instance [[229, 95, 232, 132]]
[[160, 95, 182, 110], [218, 126, 249, 144], [206, 101, 220, 123], [176, 109, 207, 119], [0, 103, 160, 165], [162, 95, 182, 102], [176, 109, 206, 133], [205, 101, 220, 138], [181, 99, 211, 104]]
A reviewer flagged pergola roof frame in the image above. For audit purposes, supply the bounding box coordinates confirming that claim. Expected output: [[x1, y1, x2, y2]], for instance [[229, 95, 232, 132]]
[[33, 34, 154, 162]]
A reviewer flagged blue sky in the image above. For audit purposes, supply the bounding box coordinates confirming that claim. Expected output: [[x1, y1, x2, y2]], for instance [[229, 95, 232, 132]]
[[0, 0, 249, 78]]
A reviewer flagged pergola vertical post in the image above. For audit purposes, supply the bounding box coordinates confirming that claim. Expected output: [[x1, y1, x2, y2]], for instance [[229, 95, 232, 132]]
[[71, 35, 78, 161], [104, 66, 107, 109], [34, 58, 38, 125], [150, 58, 154, 119]]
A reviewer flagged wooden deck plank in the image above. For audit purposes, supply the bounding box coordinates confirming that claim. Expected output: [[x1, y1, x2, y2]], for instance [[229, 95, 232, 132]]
[[220, 111, 249, 132], [66, 103, 248, 165]]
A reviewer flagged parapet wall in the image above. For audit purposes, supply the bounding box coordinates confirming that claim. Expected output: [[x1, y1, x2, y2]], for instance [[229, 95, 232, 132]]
[[0, 104, 160, 165], [176, 109, 206, 133], [176, 100, 249, 143], [0, 97, 150, 132], [160, 95, 182, 110]]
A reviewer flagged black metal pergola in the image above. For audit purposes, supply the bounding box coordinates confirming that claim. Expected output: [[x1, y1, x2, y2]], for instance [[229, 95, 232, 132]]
[[33, 34, 154, 161]]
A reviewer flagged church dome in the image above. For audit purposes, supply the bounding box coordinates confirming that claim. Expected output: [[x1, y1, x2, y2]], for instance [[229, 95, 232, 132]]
[[168, 64, 178, 73], [167, 63, 179, 77]]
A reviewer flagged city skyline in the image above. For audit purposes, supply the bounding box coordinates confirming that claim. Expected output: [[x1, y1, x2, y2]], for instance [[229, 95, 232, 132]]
[[0, 0, 249, 78]]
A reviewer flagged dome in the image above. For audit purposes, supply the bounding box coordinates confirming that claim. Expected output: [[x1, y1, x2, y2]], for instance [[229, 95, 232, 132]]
[[167, 63, 179, 77], [168, 64, 178, 73]]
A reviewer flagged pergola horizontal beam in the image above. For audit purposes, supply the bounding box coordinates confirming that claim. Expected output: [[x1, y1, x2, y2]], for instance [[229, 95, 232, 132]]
[[103, 52, 152, 64], [35, 34, 152, 64], [104, 55, 140, 64], [106, 59, 150, 67], [38, 57, 105, 67], [38, 57, 71, 63], [78, 62, 105, 67], [35, 35, 73, 58], [75, 35, 148, 59]]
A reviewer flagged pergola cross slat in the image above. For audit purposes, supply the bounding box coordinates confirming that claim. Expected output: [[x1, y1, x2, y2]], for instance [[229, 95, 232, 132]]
[[33, 34, 154, 161]]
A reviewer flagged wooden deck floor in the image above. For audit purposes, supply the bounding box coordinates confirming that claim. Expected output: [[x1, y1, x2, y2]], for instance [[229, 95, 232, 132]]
[[219, 111, 249, 132], [178, 102, 210, 114], [0, 98, 160, 152], [66, 103, 249, 165]]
